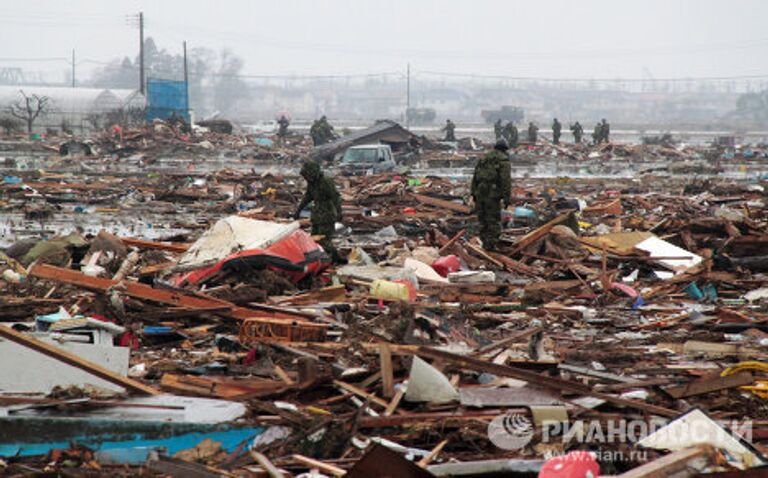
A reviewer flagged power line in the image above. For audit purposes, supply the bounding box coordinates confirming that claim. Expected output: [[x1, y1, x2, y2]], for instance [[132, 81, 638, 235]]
[[417, 71, 768, 83]]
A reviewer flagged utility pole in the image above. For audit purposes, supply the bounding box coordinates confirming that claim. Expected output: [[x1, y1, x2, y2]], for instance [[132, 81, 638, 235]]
[[139, 11, 145, 95], [183, 41, 189, 119], [71, 49, 75, 88], [406, 62, 411, 129]]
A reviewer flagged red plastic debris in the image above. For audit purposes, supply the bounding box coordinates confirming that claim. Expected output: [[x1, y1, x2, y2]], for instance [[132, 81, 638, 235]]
[[432, 255, 461, 277], [539, 451, 599, 478]]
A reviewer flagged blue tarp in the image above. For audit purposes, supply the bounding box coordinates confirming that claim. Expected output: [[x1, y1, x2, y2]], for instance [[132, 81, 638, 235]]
[[146, 78, 189, 122]]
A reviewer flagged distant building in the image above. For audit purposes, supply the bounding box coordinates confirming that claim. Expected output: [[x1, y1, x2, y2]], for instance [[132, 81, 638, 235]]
[[0, 85, 144, 133]]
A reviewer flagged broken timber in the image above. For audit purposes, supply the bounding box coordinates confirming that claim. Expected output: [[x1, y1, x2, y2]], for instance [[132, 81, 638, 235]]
[[664, 372, 754, 399], [509, 212, 573, 257], [29, 263, 326, 342], [119, 236, 191, 253], [418, 346, 679, 417], [411, 193, 472, 214]]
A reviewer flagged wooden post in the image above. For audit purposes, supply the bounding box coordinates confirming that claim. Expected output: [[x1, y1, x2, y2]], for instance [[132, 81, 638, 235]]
[[298, 357, 318, 383], [379, 343, 394, 398]]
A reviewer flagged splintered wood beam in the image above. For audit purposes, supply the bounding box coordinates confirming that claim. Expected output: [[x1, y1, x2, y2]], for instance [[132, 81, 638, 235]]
[[418, 346, 679, 417], [665, 372, 753, 399], [509, 212, 573, 256], [615, 445, 714, 478], [30, 263, 326, 342], [379, 343, 394, 399], [119, 237, 191, 253], [411, 193, 472, 214]]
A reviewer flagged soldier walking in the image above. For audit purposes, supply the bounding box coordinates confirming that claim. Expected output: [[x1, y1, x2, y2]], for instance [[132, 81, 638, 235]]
[[470, 140, 512, 251]]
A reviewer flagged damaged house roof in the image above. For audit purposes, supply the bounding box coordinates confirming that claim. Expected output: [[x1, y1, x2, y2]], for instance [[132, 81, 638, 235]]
[[312, 120, 419, 160]]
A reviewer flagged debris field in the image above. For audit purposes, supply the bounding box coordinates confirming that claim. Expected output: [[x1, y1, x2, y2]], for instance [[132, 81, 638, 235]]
[[1, 122, 768, 477]]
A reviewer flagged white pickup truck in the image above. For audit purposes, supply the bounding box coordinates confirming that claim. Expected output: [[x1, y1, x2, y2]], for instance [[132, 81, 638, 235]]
[[338, 144, 397, 176]]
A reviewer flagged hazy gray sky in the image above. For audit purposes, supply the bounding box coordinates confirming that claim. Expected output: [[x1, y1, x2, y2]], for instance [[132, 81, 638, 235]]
[[1, 0, 767, 81]]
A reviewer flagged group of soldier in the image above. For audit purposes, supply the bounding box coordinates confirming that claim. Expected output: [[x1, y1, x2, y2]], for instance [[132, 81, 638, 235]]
[[309, 116, 337, 146], [493, 119, 521, 147], [489, 118, 609, 146], [591, 118, 610, 145]]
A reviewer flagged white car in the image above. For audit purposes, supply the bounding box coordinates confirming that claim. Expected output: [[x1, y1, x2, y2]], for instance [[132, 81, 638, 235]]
[[251, 120, 278, 134]]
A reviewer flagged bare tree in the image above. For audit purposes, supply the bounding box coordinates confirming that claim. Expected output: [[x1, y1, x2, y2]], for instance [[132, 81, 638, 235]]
[[8, 90, 51, 134]]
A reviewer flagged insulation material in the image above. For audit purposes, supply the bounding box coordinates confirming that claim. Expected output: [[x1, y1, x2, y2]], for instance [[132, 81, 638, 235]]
[[178, 217, 299, 270]]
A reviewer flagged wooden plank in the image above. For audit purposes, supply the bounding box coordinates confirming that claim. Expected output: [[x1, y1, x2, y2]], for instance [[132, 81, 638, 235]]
[[274, 365, 295, 385], [465, 243, 504, 268], [665, 371, 753, 399], [417, 439, 448, 468], [418, 347, 679, 417], [524, 279, 582, 292], [379, 343, 394, 399], [438, 229, 466, 255], [489, 251, 541, 277], [473, 326, 543, 356], [249, 451, 285, 478], [558, 364, 639, 384], [384, 387, 405, 416], [138, 261, 178, 276], [160, 373, 289, 399], [360, 409, 521, 428], [30, 263, 326, 342], [119, 236, 190, 253], [0, 325, 159, 396], [292, 455, 346, 477], [616, 445, 714, 478], [509, 212, 573, 257], [271, 285, 347, 306], [411, 193, 471, 214], [334, 380, 390, 408]]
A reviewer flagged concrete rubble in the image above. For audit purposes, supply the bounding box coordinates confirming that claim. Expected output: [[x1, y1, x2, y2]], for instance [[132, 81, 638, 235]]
[[1, 120, 768, 476]]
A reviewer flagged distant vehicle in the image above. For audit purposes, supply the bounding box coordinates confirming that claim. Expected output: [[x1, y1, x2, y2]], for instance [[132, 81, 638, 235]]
[[338, 144, 396, 176], [251, 120, 278, 134], [481, 105, 525, 124], [406, 107, 436, 125], [197, 118, 233, 134]]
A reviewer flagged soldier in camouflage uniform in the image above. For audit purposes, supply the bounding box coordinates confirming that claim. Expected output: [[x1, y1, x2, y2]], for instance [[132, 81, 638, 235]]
[[600, 118, 610, 143], [309, 119, 322, 146], [443, 119, 456, 141], [593, 122, 603, 145], [277, 115, 290, 138], [318, 116, 336, 144], [552, 118, 562, 145], [503, 122, 518, 148], [295, 161, 343, 262], [471, 139, 512, 251], [527, 122, 538, 144], [570, 121, 583, 144]]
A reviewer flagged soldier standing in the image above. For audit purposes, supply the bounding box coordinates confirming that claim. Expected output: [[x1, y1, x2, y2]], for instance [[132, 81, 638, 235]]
[[310, 119, 322, 146], [470, 140, 512, 251], [295, 161, 343, 263], [601, 118, 610, 143], [592, 122, 602, 145], [494, 119, 503, 141], [277, 115, 290, 138], [318, 115, 336, 144], [504, 122, 519, 148], [527, 122, 538, 144], [570, 121, 583, 144], [443, 119, 456, 141], [552, 118, 562, 145]]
